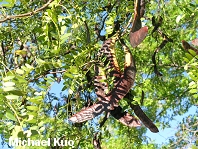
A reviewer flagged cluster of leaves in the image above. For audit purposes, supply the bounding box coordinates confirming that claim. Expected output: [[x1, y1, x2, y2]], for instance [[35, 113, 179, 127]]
[[184, 49, 198, 99], [164, 115, 198, 149], [0, 0, 197, 148]]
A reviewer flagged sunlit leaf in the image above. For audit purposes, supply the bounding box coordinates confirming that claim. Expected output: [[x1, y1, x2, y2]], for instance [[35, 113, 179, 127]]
[[176, 15, 182, 23], [3, 76, 15, 81], [16, 68, 24, 75], [189, 49, 197, 56], [189, 81, 196, 88], [189, 89, 198, 94], [185, 53, 194, 60], [3, 86, 16, 92], [3, 82, 15, 87], [26, 106, 39, 111], [25, 63, 34, 69], [1, 0, 15, 7], [6, 111, 17, 121], [15, 50, 27, 56], [5, 95, 19, 100], [61, 33, 72, 44]]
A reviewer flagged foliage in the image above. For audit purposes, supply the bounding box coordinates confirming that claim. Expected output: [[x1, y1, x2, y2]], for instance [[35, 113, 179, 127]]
[[0, 0, 197, 148], [184, 49, 198, 99], [163, 114, 198, 149]]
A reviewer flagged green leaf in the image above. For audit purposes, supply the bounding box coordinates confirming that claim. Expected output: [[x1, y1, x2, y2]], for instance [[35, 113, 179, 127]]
[[183, 57, 189, 63], [189, 81, 196, 89], [17, 131, 24, 138], [193, 94, 198, 99], [25, 63, 34, 69], [15, 50, 27, 56], [12, 125, 22, 137], [31, 130, 39, 136], [184, 65, 188, 70], [6, 111, 17, 121], [8, 90, 24, 96], [16, 68, 24, 75], [185, 53, 193, 60], [1, 0, 15, 7], [176, 15, 182, 24], [61, 26, 66, 35], [189, 89, 198, 94], [61, 85, 67, 91], [3, 76, 15, 81], [5, 95, 19, 100], [61, 33, 72, 44], [16, 76, 27, 83], [64, 72, 74, 79], [29, 97, 43, 104], [3, 82, 15, 87], [106, 26, 113, 35], [0, 94, 6, 100], [71, 23, 79, 29], [189, 49, 197, 56], [35, 58, 45, 65], [3, 86, 16, 92], [25, 115, 37, 123], [26, 106, 39, 111]]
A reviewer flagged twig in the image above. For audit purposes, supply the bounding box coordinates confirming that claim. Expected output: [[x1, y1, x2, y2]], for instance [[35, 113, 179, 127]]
[[152, 29, 173, 76], [0, 0, 53, 23], [28, 69, 66, 82], [95, 1, 118, 41], [121, 15, 133, 37]]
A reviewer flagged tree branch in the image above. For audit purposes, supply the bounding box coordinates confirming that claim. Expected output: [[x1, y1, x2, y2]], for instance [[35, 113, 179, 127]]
[[152, 29, 173, 76], [0, 0, 53, 23]]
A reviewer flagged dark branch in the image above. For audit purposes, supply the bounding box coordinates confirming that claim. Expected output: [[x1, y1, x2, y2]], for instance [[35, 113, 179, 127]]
[[152, 29, 173, 76]]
